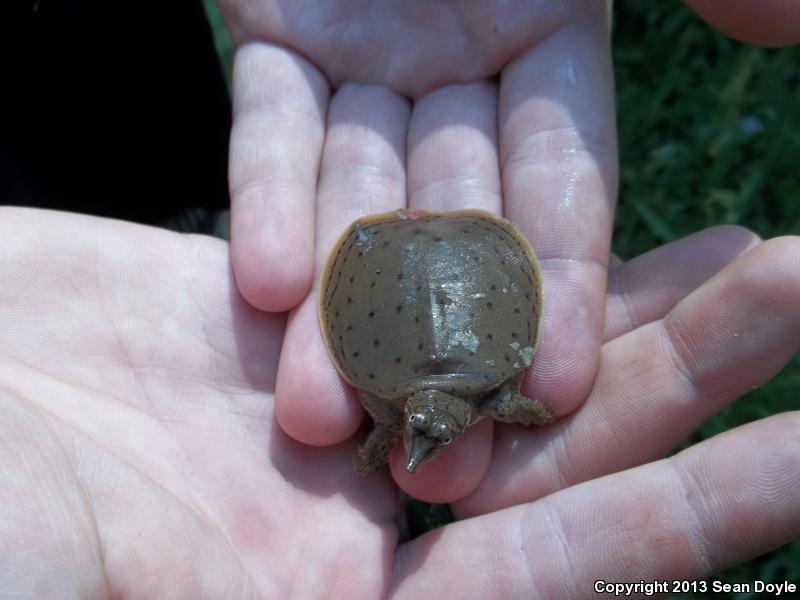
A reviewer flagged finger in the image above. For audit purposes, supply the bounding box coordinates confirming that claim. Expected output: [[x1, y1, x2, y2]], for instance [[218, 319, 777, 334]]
[[457, 236, 800, 516], [229, 43, 328, 312], [407, 82, 502, 214], [605, 225, 761, 341], [400, 82, 503, 499], [276, 85, 410, 446], [395, 413, 800, 598], [314, 84, 410, 257], [685, 0, 800, 47], [499, 6, 617, 416]]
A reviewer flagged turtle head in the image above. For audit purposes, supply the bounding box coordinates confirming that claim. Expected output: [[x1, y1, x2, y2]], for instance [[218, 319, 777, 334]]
[[403, 390, 472, 473]]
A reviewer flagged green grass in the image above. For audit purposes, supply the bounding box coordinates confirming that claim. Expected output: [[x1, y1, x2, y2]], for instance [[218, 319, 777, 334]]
[[201, 0, 234, 90], [614, 3, 800, 253], [201, 0, 800, 593], [614, 2, 800, 595]]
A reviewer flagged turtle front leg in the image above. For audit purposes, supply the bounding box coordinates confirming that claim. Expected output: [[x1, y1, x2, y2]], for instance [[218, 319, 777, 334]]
[[354, 390, 402, 476], [479, 375, 554, 426]]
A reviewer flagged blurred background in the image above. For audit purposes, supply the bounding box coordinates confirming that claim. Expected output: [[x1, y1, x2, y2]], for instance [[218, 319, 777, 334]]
[[2, 0, 797, 595]]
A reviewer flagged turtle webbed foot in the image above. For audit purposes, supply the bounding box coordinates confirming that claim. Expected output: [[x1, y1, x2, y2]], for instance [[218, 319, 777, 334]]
[[354, 422, 401, 476], [479, 383, 554, 426]]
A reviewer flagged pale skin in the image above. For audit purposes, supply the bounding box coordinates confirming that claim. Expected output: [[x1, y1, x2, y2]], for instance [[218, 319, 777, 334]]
[[2, 209, 800, 597], [224, 3, 621, 496], [219, 0, 800, 500], [4, 1, 800, 596]]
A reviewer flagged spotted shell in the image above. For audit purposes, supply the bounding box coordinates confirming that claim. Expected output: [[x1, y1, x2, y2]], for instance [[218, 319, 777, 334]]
[[319, 209, 542, 399]]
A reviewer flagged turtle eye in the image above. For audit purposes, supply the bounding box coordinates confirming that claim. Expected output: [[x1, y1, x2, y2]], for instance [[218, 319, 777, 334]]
[[433, 422, 454, 444], [433, 422, 449, 436], [409, 413, 427, 427]]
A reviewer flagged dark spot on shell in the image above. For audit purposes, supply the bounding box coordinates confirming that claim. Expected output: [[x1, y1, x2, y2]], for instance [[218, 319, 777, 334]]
[[353, 351, 360, 357], [374, 339, 380, 347], [413, 228, 422, 235], [487, 302, 494, 309], [358, 251, 363, 257], [501, 259, 506, 265], [511, 332, 518, 338], [368, 311, 375, 318], [525, 292, 530, 300], [397, 272, 404, 280], [416, 285, 422, 291], [370, 281, 376, 288], [487, 333, 494, 340], [514, 308, 520, 313], [463, 229, 470, 234], [391, 387, 397, 393], [418, 343, 424, 350], [349, 276, 354, 283], [347, 324, 353, 331], [334, 311, 339, 317], [473, 255, 479, 262], [383, 240, 390, 247], [468, 351, 476, 356], [369, 373, 375, 379], [414, 316, 420, 322], [413, 368, 419, 374], [505, 355, 511, 362], [491, 284, 497, 290], [396, 304, 403, 313], [434, 236, 443, 243], [395, 357, 402, 363], [347, 297, 352, 304], [483, 374, 490, 380]]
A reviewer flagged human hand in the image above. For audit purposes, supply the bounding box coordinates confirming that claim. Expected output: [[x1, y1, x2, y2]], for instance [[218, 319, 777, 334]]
[[216, 0, 800, 501], [2, 209, 798, 596], [219, 1, 618, 499]]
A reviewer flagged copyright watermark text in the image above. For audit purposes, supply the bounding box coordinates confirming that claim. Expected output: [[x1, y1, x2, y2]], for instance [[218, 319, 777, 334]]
[[593, 579, 797, 596]]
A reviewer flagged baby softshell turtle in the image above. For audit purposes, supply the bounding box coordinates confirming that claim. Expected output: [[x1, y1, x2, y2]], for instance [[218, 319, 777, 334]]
[[319, 208, 554, 475]]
